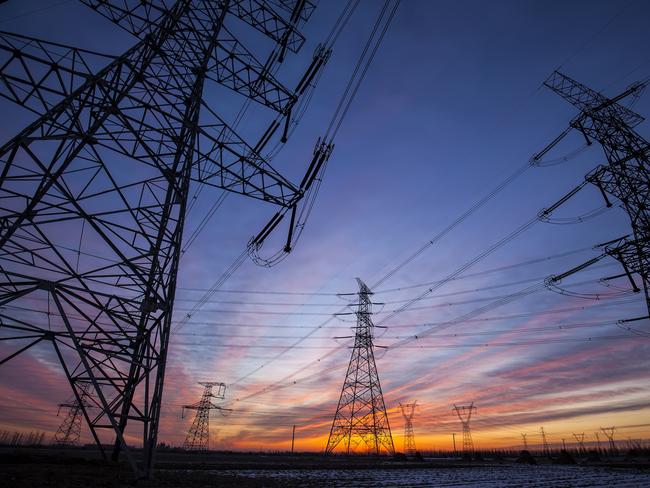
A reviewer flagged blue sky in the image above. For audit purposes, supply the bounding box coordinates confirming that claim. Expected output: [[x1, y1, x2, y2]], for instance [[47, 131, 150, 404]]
[[0, 0, 649, 451]]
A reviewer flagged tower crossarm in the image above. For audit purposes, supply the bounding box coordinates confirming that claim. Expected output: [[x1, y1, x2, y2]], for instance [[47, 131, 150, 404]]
[[79, 0, 172, 38], [325, 278, 394, 455], [82, 1, 298, 113], [0, 0, 328, 478], [80, 0, 310, 54], [544, 70, 645, 127], [0, 32, 117, 117], [536, 70, 650, 319], [267, 0, 316, 23], [229, 0, 307, 52]]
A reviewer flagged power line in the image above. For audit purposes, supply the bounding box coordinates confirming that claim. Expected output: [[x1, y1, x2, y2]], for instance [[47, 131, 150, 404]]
[[219, 291, 640, 404], [168, 249, 614, 306], [0, 0, 73, 24], [169, 244, 602, 297], [172, 0, 400, 326]]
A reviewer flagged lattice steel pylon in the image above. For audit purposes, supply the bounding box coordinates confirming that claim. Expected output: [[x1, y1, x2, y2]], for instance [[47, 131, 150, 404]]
[[53, 384, 92, 447], [452, 403, 476, 455], [399, 401, 417, 456], [535, 71, 649, 323], [182, 382, 226, 451], [601, 426, 618, 454], [325, 278, 395, 455], [573, 432, 586, 453], [540, 426, 550, 456], [0, 0, 329, 478]]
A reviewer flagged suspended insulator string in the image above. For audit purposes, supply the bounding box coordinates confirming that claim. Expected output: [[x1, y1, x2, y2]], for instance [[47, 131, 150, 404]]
[[173, 8, 356, 316], [617, 322, 650, 338], [373, 245, 600, 294], [228, 207, 604, 387], [168, 244, 600, 296], [539, 204, 610, 225], [262, 0, 362, 162], [532, 143, 590, 167], [248, 1, 401, 266], [170, 262, 614, 306], [545, 278, 634, 300], [183, 0, 345, 252]]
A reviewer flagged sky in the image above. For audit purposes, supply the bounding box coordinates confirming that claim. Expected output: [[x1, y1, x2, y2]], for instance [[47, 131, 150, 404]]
[[0, 0, 649, 454]]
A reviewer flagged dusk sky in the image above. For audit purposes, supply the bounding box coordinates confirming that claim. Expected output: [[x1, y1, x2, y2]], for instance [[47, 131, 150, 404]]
[[1, 0, 649, 454]]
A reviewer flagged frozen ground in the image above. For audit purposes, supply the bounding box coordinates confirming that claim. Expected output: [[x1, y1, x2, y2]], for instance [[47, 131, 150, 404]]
[[220, 465, 650, 487], [3, 449, 650, 487]]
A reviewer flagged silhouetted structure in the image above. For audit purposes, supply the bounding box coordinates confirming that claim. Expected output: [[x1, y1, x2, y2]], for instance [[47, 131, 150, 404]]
[[53, 384, 92, 447], [325, 278, 394, 455], [182, 382, 226, 451], [601, 426, 618, 454], [399, 401, 417, 455], [540, 427, 550, 457], [0, 1, 329, 478], [453, 403, 476, 455], [595, 431, 602, 452], [536, 71, 649, 322], [521, 433, 528, 450], [573, 432, 586, 453]]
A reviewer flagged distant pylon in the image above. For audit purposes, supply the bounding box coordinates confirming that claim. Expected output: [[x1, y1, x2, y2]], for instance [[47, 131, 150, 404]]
[[325, 278, 394, 455], [399, 401, 417, 455], [52, 384, 91, 447], [573, 432, 586, 453], [452, 403, 476, 454], [183, 382, 227, 451], [600, 427, 618, 454], [540, 427, 550, 456], [521, 433, 528, 450]]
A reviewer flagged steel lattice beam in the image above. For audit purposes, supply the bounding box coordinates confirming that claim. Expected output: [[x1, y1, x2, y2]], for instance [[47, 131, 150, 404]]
[[0, 0, 321, 478], [325, 278, 395, 455], [541, 71, 650, 320]]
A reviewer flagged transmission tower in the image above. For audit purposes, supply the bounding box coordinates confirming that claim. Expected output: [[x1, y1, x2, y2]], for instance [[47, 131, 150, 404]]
[[540, 427, 550, 456], [601, 426, 618, 454], [573, 432, 586, 453], [452, 403, 476, 455], [521, 432, 528, 450], [399, 401, 417, 456], [182, 382, 227, 451], [325, 278, 394, 455], [535, 71, 649, 322], [52, 384, 93, 447], [0, 0, 330, 478]]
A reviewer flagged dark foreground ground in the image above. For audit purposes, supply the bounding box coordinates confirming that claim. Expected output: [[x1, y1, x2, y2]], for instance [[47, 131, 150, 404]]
[[2, 447, 650, 487]]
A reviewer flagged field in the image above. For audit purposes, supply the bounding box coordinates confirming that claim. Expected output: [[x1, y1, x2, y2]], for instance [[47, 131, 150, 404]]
[[2, 448, 650, 487]]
